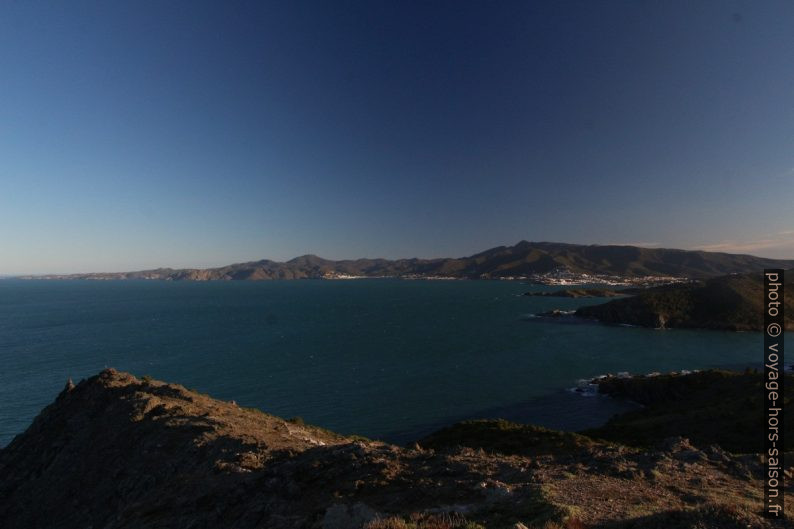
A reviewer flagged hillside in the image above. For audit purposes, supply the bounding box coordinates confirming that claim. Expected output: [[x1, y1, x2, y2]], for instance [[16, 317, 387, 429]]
[[575, 271, 794, 331], [584, 370, 794, 453], [1, 369, 790, 528], [19, 241, 794, 281]]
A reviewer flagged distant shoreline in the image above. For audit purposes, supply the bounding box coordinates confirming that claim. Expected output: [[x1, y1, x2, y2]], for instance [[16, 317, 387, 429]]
[[10, 240, 794, 282]]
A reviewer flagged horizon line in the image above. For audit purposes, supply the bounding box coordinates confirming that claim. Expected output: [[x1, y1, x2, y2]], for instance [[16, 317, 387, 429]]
[[6, 240, 794, 277]]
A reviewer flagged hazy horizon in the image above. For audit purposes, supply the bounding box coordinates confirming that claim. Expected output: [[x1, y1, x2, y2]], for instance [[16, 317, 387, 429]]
[[6, 239, 794, 276], [2, 2, 793, 275]]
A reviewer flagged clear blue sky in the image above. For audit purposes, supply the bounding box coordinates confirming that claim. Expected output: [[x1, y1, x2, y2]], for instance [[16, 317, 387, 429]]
[[2, 1, 793, 274]]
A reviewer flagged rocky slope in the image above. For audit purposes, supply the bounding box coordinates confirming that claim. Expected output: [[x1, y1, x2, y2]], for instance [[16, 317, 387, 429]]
[[575, 271, 794, 331], [585, 370, 794, 453], [19, 241, 794, 281], [1, 370, 791, 528]]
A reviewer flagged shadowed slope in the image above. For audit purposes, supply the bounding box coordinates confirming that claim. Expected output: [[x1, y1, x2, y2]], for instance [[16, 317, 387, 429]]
[[1, 370, 789, 529]]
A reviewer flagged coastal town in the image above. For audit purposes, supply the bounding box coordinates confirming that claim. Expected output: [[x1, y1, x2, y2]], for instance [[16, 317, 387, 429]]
[[490, 267, 691, 287]]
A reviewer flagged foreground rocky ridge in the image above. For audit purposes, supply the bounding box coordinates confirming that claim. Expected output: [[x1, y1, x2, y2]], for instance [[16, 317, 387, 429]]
[[1, 370, 790, 528]]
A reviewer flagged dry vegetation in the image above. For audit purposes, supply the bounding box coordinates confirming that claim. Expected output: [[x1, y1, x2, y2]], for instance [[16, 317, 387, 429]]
[[1, 369, 791, 528]]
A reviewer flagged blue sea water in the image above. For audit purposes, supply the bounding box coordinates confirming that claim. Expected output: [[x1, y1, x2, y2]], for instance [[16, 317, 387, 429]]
[[0, 279, 767, 447]]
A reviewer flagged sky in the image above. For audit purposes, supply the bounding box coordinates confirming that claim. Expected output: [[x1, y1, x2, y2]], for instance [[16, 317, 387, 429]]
[[1, 1, 793, 274]]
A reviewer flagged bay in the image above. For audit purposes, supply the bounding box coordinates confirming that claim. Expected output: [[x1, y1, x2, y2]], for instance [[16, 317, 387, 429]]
[[0, 279, 764, 447]]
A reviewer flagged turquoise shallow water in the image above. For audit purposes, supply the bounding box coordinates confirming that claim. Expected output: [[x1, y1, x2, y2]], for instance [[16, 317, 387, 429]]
[[0, 279, 767, 447]]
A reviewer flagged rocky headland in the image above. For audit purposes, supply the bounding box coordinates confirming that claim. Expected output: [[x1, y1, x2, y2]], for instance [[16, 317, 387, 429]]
[[1, 369, 791, 529], [574, 272, 794, 331]]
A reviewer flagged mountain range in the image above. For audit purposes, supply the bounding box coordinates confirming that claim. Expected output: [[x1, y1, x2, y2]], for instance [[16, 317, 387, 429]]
[[20, 241, 794, 280]]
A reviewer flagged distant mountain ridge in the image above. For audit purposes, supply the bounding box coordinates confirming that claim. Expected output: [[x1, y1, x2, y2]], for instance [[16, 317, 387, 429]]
[[21, 241, 794, 281]]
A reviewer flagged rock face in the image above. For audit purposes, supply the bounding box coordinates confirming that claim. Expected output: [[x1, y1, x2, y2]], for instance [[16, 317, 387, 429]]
[[0, 370, 787, 529]]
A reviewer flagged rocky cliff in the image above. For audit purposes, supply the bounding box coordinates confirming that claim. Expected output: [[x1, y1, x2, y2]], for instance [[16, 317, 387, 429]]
[[0, 370, 788, 529]]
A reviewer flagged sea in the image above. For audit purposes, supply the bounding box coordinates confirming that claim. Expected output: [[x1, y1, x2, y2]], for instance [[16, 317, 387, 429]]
[[0, 278, 770, 448]]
